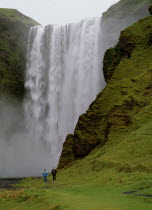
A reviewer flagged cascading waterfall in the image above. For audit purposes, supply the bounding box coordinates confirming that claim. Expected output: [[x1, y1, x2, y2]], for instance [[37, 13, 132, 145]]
[[24, 17, 105, 171]]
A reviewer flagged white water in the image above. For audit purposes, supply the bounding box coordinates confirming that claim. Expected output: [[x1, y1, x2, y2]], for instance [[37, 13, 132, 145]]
[[24, 17, 105, 171], [0, 18, 105, 178]]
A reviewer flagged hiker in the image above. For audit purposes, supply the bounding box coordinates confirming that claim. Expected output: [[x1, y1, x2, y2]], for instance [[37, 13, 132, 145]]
[[42, 169, 48, 182], [51, 169, 57, 181]]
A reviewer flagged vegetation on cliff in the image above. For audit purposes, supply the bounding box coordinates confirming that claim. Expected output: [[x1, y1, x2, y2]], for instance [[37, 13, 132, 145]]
[[58, 134, 75, 169], [0, 9, 38, 99], [59, 13, 152, 173]]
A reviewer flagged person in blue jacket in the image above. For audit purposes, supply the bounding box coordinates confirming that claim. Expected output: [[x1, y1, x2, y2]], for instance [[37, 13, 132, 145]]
[[42, 169, 48, 182]]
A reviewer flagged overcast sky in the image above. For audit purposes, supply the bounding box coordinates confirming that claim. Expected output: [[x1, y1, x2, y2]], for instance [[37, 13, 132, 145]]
[[0, 0, 120, 25]]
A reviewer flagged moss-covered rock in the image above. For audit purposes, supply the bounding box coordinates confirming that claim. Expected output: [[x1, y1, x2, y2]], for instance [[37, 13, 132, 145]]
[[104, 15, 152, 83], [58, 134, 75, 169], [59, 14, 152, 166], [103, 46, 123, 83], [0, 9, 39, 99], [59, 2, 152, 168]]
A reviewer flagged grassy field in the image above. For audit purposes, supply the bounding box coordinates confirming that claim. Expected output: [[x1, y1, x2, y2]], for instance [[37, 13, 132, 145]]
[[0, 153, 152, 210]]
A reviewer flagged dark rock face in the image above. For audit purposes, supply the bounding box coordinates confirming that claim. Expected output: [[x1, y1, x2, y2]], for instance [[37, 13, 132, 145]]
[[103, 46, 122, 83], [0, 9, 39, 99], [149, 5, 152, 15]]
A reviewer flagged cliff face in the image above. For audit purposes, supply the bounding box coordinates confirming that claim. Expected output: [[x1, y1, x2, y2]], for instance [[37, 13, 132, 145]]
[[0, 9, 39, 99], [59, 9, 152, 168], [101, 0, 152, 50]]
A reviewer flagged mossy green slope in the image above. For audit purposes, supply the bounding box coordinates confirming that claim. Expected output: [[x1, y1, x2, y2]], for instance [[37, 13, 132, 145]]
[[0, 9, 39, 99], [59, 15, 152, 172], [0, 9, 39, 26]]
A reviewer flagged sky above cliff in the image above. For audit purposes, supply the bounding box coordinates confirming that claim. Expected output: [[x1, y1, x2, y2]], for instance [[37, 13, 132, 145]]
[[0, 0, 119, 25]]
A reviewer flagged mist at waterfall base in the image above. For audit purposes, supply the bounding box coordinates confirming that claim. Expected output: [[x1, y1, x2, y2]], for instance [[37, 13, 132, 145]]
[[0, 18, 106, 178], [0, 98, 51, 177]]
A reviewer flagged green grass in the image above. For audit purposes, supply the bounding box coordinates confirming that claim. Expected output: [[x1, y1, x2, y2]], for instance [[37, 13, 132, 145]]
[[0, 165, 152, 210]]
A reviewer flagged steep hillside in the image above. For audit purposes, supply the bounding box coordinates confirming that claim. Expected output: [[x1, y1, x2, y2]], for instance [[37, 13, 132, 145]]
[[59, 12, 152, 169], [102, 0, 152, 49], [0, 9, 38, 99]]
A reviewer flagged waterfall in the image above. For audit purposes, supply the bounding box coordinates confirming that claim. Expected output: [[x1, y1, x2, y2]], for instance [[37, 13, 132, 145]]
[[24, 17, 105, 171]]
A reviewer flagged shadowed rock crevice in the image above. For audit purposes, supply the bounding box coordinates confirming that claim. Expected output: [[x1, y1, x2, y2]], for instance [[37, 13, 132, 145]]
[[149, 5, 152, 15]]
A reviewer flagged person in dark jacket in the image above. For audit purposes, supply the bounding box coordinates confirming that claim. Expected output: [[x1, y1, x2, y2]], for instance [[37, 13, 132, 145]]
[[51, 169, 57, 181]]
